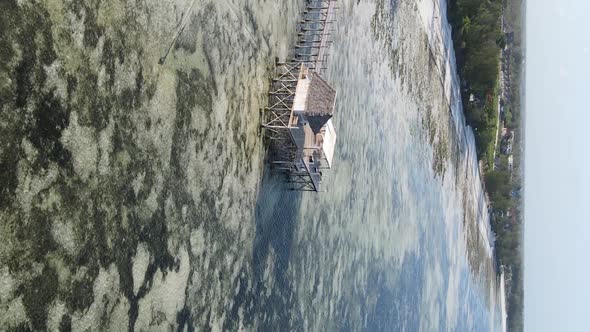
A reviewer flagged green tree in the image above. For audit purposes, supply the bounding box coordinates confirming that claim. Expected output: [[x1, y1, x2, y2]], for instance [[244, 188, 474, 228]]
[[485, 170, 511, 198]]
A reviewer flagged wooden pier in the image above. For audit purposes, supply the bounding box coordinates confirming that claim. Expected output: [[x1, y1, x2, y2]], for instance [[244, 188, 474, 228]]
[[262, 0, 338, 192]]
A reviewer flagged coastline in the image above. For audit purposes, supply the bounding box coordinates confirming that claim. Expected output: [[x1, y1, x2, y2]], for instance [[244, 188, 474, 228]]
[[445, 0, 525, 329], [416, 0, 496, 261]]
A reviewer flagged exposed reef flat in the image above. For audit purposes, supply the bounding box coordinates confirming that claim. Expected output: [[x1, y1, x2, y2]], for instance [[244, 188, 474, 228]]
[[0, 0, 300, 330]]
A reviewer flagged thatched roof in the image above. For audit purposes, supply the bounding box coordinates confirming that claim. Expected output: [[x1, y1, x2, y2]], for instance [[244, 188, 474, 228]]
[[305, 71, 336, 116]]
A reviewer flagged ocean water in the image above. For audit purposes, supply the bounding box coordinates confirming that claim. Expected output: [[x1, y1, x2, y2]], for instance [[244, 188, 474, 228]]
[[0, 0, 503, 330], [251, 0, 504, 330]]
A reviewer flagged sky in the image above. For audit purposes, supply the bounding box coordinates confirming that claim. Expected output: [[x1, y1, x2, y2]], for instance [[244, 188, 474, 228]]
[[525, 0, 590, 331]]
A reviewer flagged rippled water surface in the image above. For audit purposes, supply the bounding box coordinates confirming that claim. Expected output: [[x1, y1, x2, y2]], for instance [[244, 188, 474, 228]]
[[0, 0, 503, 330]]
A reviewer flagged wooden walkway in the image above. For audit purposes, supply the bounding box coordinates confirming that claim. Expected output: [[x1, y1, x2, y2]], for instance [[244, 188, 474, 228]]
[[293, 0, 338, 74]]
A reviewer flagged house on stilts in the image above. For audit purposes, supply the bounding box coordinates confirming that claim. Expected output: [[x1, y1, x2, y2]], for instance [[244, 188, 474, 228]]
[[261, 0, 338, 192]]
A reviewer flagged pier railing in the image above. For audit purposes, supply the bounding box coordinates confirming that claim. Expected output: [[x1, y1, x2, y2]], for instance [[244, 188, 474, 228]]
[[293, 0, 338, 75]]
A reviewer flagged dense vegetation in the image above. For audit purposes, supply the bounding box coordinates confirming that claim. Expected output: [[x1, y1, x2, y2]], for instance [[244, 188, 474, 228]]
[[448, 0, 504, 164], [448, 0, 524, 331]]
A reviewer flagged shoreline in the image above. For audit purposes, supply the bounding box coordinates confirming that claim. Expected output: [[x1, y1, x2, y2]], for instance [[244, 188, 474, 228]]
[[416, 0, 497, 261], [444, 0, 525, 329]]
